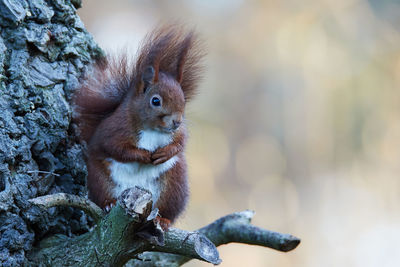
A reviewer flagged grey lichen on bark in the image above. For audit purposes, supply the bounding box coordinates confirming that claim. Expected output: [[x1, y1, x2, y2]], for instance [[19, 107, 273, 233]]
[[0, 0, 102, 266]]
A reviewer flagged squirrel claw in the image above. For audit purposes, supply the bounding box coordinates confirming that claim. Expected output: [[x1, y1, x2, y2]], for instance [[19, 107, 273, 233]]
[[151, 151, 169, 165], [104, 202, 115, 213], [152, 157, 168, 165]]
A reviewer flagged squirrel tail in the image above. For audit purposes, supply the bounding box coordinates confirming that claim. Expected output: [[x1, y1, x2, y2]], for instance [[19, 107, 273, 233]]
[[73, 54, 133, 143]]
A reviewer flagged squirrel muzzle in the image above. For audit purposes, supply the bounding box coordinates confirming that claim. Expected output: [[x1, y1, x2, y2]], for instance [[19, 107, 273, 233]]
[[162, 113, 182, 132]]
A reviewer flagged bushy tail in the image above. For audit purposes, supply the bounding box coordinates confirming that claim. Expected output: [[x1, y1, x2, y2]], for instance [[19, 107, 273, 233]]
[[73, 55, 133, 143]]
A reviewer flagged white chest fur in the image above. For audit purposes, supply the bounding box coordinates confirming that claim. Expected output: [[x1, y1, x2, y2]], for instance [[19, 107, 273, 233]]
[[109, 130, 177, 205], [137, 129, 173, 152]]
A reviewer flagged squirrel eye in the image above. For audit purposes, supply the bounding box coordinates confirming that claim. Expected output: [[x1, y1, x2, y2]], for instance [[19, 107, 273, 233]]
[[151, 96, 161, 107]]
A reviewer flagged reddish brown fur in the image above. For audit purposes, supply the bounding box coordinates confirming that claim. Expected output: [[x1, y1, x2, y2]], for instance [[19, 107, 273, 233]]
[[73, 55, 134, 143], [157, 154, 188, 223], [73, 25, 204, 225]]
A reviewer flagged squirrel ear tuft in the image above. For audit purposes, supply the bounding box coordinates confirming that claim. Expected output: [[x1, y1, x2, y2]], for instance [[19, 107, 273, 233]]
[[143, 66, 155, 84], [137, 66, 156, 94], [176, 32, 193, 84]]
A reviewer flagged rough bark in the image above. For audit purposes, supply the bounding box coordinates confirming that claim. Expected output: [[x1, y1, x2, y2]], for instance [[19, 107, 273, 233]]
[[0, 0, 101, 266]]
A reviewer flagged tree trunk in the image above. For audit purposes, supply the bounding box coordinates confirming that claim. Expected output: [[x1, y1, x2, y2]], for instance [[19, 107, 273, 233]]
[[0, 0, 101, 266]]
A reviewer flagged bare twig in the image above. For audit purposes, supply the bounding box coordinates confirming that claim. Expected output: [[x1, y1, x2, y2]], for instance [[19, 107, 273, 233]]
[[198, 210, 300, 252], [29, 193, 104, 222], [26, 170, 60, 176]]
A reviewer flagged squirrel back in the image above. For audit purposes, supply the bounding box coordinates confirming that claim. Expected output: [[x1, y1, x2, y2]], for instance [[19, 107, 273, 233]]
[[74, 25, 203, 143]]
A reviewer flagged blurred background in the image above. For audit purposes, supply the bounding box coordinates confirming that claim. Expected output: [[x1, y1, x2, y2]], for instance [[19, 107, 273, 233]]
[[78, 0, 400, 266]]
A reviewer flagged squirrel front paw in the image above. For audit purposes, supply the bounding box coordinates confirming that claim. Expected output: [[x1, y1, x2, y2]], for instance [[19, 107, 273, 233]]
[[103, 199, 116, 213], [151, 148, 171, 165], [137, 149, 153, 164]]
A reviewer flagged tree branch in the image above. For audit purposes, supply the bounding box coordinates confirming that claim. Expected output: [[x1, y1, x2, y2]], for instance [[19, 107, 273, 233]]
[[131, 210, 300, 266], [28, 187, 221, 266], [28, 187, 300, 266], [198, 210, 300, 251]]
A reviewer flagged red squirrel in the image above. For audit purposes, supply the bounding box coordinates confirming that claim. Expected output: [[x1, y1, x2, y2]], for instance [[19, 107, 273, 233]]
[[73, 25, 204, 228]]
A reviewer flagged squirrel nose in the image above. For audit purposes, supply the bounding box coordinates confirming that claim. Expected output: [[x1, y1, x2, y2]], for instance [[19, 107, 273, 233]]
[[172, 120, 181, 130], [162, 114, 182, 131]]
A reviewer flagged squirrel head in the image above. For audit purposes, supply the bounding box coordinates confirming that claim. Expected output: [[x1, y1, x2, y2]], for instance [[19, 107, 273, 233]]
[[132, 66, 185, 133], [129, 26, 204, 133]]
